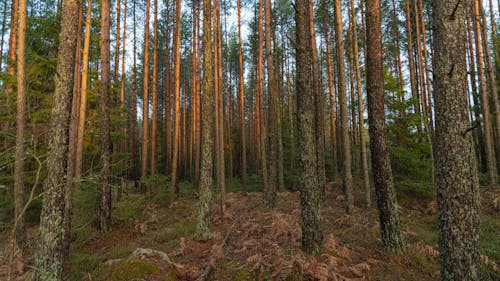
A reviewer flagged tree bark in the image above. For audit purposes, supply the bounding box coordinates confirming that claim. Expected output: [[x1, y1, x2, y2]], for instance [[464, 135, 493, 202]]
[[13, 0, 27, 255], [141, 0, 150, 191], [404, 0, 421, 122], [237, 0, 247, 193], [257, 0, 268, 194], [432, 1, 481, 279], [472, 0, 497, 186], [365, 0, 405, 253], [33, 0, 80, 278], [150, 0, 158, 176], [296, 0, 323, 254], [98, 0, 112, 232], [195, 0, 214, 241], [170, 0, 181, 205], [350, 0, 371, 208], [264, 0, 278, 208], [75, 0, 93, 183], [334, 0, 354, 213]]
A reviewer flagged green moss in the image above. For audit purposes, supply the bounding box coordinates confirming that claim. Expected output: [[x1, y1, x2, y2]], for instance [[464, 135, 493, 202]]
[[106, 258, 160, 281], [233, 266, 252, 281], [480, 214, 500, 261], [67, 251, 101, 280], [155, 219, 196, 243]]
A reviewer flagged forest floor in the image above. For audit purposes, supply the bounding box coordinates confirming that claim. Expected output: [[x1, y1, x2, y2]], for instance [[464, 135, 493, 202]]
[[0, 179, 498, 280]]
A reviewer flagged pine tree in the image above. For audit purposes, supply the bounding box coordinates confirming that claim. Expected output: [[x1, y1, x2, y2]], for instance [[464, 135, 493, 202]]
[[195, 0, 214, 241], [295, 0, 323, 254], [365, 0, 405, 253], [432, 0, 480, 279], [34, 0, 81, 278]]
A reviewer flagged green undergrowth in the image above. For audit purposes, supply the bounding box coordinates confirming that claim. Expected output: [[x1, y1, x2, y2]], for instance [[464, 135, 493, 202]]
[[104, 257, 160, 281]]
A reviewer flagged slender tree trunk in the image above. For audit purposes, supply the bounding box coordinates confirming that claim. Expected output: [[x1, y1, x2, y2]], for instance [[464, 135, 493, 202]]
[[479, 1, 500, 172], [195, 0, 213, 241], [98, 0, 112, 232], [140, 0, 150, 191], [257, 0, 268, 194], [164, 5, 172, 176], [3, 0, 19, 149], [75, 0, 93, 183], [350, 0, 370, 208], [365, 0, 405, 253], [472, 0, 497, 186], [33, 0, 80, 278], [309, 0, 326, 200], [63, 0, 83, 264], [295, 0, 323, 254], [465, 3, 486, 172], [150, 0, 158, 176], [264, 0, 278, 208], [391, 0, 405, 112], [170, 0, 181, 205], [432, 1, 481, 280], [114, 0, 120, 84], [13, 0, 26, 262], [7, 0, 18, 77], [237, 0, 247, 193], [334, 0, 354, 213], [0, 0, 8, 71], [130, 0, 138, 182], [192, 0, 200, 189], [324, 28, 337, 178], [119, 0, 127, 154], [404, 0, 421, 122]]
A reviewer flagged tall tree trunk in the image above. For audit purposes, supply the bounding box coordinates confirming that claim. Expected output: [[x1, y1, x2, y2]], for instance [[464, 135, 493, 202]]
[[170, 0, 181, 205], [164, 5, 172, 176], [432, 1, 481, 280], [0, 0, 8, 72], [130, 0, 138, 182], [479, 1, 500, 172], [63, 0, 83, 263], [98, 0, 112, 232], [391, 0, 405, 112], [350, 0, 371, 208], [264, 0, 278, 208], [33, 0, 80, 278], [7, 0, 18, 77], [334, 0, 354, 213], [295, 0, 323, 254], [472, 0, 497, 186], [141, 0, 150, 191], [366, 0, 405, 253], [323, 27, 337, 178], [404, 0, 421, 123], [192, 0, 200, 189], [237, 0, 247, 193], [257, 0, 268, 194], [114, 0, 120, 84], [3, 0, 19, 149], [13, 0, 26, 262], [75, 0, 93, 183], [119, 0, 127, 154], [213, 0, 225, 215], [465, 2, 486, 173], [195, 0, 213, 241], [150, 0, 158, 176], [309, 0, 326, 200]]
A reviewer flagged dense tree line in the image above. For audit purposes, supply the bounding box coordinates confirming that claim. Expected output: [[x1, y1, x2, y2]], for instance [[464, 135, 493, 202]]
[[0, 0, 498, 280]]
